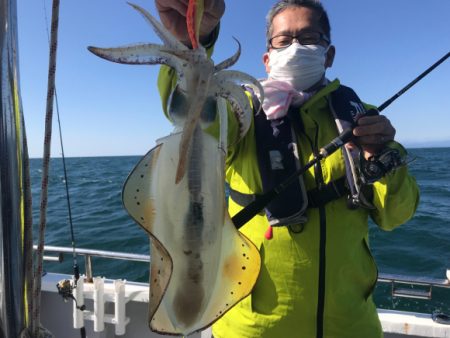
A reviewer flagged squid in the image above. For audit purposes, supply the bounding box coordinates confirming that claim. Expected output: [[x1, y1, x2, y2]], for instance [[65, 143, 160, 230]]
[[88, 1, 263, 336]]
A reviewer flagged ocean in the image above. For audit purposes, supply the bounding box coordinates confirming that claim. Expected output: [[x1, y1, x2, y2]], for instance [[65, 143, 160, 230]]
[[29, 147, 450, 315]]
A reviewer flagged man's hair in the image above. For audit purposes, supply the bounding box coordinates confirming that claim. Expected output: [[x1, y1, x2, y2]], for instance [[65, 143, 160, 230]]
[[266, 0, 331, 50]]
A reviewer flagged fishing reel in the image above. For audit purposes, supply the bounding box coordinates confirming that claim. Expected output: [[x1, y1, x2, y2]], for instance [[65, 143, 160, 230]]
[[359, 147, 405, 184], [57, 279, 86, 311]]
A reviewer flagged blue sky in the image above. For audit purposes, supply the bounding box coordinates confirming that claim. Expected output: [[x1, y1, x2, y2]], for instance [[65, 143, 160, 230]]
[[18, 0, 450, 158]]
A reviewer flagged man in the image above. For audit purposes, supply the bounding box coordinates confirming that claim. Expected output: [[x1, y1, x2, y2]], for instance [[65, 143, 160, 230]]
[[156, 1, 419, 337]]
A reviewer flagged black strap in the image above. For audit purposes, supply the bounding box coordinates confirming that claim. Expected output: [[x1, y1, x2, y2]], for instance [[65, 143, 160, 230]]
[[307, 176, 348, 208], [229, 176, 349, 211]]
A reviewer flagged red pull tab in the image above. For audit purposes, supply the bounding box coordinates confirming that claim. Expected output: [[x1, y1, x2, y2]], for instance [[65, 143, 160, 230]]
[[186, 0, 199, 49], [265, 225, 273, 240]]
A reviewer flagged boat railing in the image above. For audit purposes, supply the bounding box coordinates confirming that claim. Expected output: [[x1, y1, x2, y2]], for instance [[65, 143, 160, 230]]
[[34, 244, 150, 282], [378, 273, 450, 300], [35, 245, 450, 299]]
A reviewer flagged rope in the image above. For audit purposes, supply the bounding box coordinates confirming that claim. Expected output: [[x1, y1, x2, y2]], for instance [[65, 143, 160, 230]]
[[32, 0, 60, 336], [42, 0, 77, 261]]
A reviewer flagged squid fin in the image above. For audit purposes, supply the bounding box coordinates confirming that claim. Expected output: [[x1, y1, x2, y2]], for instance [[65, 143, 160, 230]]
[[122, 144, 176, 332], [150, 213, 261, 335], [196, 214, 261, 329], [148, 235, 174, 333], [122, 144, 162, 233]]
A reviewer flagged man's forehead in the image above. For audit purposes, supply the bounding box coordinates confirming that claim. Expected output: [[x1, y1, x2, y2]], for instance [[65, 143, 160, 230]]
[[271, 7, 323, 34]]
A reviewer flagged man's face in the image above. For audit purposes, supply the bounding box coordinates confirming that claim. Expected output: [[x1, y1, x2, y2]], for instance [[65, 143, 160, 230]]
[[263, 6, 335, 73]]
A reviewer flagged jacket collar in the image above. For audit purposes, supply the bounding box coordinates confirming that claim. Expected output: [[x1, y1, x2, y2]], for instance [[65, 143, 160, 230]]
[[302, 78, 341, 111]]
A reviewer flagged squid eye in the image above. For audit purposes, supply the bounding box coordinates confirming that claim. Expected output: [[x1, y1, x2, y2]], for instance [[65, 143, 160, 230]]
[[167, 86, 188, 125], [200, 97, 217, 124]]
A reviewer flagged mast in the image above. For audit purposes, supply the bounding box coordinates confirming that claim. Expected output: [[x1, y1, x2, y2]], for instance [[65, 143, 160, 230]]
[[0, 0, 33, 336]]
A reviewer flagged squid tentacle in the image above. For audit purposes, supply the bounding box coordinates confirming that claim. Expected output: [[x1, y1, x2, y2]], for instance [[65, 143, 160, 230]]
[[88, 44, 189, 88], [128, 2, 188, 52], [214, 70, 264, 104], [214, 38, 241, 72], [88, 44, 176, 65], [215, 82, 253, 139]]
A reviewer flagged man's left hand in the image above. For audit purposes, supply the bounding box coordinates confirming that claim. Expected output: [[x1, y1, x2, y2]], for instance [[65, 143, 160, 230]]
[[352, 115, 396, 158]]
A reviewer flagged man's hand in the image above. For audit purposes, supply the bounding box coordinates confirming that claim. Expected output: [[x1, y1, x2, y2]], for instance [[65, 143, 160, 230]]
[[353, 115, 396, 158], [155, 0, 225, 46]]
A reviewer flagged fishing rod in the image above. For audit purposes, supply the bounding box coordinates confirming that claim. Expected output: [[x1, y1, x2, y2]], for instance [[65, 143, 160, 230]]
[[378, 51, 449, 112], [232, 51, 449, 229]]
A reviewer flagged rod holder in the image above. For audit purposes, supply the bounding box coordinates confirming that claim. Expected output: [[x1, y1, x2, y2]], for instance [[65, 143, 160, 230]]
[[73, 277, 85, 329], [93, 277, 105, 332], [114, 280, 128, 335], [71, 275, 130, 335]]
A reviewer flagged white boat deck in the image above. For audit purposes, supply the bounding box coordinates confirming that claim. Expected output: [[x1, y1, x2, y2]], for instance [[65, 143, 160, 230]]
[[40, 272, 450, 338]]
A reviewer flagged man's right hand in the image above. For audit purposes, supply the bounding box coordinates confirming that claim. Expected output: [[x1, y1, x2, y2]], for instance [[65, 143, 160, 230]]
[[155, 0, 225, 47]]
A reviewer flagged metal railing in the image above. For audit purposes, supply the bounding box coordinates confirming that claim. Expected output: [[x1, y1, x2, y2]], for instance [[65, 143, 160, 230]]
[[377, 272, 450, 300], [35, 245, 450, 298], [34, 245, 150, 282]]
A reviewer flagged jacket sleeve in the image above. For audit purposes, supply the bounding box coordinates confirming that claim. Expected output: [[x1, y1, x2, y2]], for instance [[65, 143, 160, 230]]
[[370, 141, 420, 231], [157, 65, 178, 119], [156, 46, 254, 162]]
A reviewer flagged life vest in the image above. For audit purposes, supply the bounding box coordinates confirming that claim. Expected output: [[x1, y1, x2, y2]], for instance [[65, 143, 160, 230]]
[[252, 106, 308, 227], [329, 85, 377, 209], [229, 84, 375, 227]]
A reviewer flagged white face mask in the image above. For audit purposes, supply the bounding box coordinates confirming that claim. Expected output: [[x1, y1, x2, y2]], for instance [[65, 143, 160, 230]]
[[268, 43, 329, 91]]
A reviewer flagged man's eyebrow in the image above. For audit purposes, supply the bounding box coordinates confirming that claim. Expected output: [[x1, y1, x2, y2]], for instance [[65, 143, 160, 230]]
[[271, 28, 318, 37], [272, 29, 291, 36]]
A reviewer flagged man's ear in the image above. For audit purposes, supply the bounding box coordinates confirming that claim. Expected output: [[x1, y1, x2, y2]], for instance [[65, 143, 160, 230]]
[[325, 45, 335, 68], [263, 52, 270, 73]]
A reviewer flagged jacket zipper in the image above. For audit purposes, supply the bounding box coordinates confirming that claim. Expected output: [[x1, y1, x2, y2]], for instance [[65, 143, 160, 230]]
[[314, 151, 326, 338], [297, 111, 327, 338], [307, 117, 326, 338]]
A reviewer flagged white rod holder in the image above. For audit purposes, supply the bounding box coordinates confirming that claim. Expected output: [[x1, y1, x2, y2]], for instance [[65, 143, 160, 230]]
[[73, 276, 85, 329], [93, 277, 105, 332], [71, 276, 130, 335], [114, 279, 127, 335]]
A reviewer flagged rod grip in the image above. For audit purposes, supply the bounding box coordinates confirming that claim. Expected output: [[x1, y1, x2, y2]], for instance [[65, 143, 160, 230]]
[[319, 128, 353, 157]]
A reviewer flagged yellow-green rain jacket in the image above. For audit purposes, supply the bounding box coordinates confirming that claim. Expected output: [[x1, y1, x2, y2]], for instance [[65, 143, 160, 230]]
[[158, 63, 419, 338]]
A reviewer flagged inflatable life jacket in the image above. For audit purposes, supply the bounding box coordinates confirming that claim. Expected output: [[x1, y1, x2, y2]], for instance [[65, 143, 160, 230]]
[[229, 84, 375, 228], [252, 105, 308, 227], [328, 85, 377, 209]]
